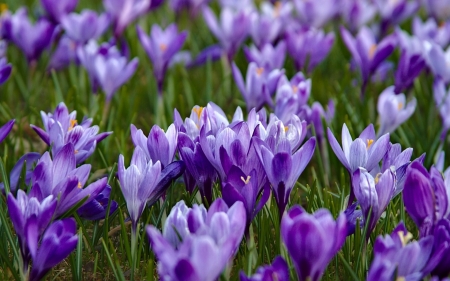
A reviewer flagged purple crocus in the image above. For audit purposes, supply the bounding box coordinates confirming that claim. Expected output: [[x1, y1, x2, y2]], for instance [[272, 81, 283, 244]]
[[243, 42, 286, 72], [378, 142, 413, 195], [31, 102, 112, 164], [299, 100, 335, 146], [147, 199, 246, 281], [0, 43, 12, 84], [285, 25, 334, 73], [28, 219, 78, 281], [340, 0, 377, 32], [0, 119, 14, 144], [78, 40, 138, 101], [423, 0, 450, 21], [375, 0, 420, 36], [118, 147, 162, 231], [431, 218, 450, 278], [48, 36, 79, 70], [394, 29, 427, 94], [413, 17, 450, 48], [403, 161, 448, 237], [249, 10, 282, 49], [130, 124, 178, 168], [293, 0, 339, 28], [433, 78, 450, 139], [231, 62, 283, 111], [240, 256, 289, 281], [137, 24, 187, 94], [377, 86, 416, 137], [103, 0, 151, 37], [0, 152, 41, 193], [77, 184, 118, 220], [367, 222, 440, 281], [61, 10, 110, 44], [281, 206, 347, 281], [169, 0, 209, 16], [424, 42, 450, 83], [274, 73, 311, 123], [1, 8, 54, 62], [40, 0, 78, 23], [29, 143, 108, 218], [202, 6, 251, 62], [7, 190, 56, 270], [352, 167, 395, 237], [340, 26, 396, 95]]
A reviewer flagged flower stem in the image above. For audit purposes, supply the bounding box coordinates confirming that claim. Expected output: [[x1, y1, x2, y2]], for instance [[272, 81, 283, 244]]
[[131, 224, 139, 281]]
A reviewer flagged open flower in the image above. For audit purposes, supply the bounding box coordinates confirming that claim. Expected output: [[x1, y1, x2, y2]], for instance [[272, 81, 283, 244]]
[[240, 256, 289, 281], [41, 0, 78, 23], [103, 0, 151, 37]]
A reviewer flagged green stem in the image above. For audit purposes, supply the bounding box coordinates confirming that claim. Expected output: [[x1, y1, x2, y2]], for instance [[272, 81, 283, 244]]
[[131, 224, 139, 281]]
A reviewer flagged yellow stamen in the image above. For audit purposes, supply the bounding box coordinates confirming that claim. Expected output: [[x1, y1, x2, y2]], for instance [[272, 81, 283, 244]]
[[366, 139, 374, 149], [256, 67, 264, 76], [241, 176, 251, 185], [368, 44, 377, 59], [398, 230, 413, 247], [159, 43, 167, 51], [193, 107, 204, 120], [0, 4, 8, 14], [397, 102, 403, 110], [396, 277, 406, 281], [374, 173, 382, 184], [274, 2, 282, 17], [77, 182, 82, 189], [284, 126, 289, 132], [68, 119, 77, 131]]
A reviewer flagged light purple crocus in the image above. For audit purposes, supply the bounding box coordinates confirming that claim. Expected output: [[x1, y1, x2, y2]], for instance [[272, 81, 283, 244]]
[[28, 219, 78, 281], [423, 0, 450, 21], [413, 17, 450, 48], [1, 8, 54, 62], [340, 0, 377, 32], [118, 147, 162, 231], [202, 6, 251, 62], [340, 26, 396, 95], [403, 161, 448, 237], [394, 29, 426, 94], [130, 124, 178, 168], [433, 78, 450, 139], [285, 25, 334, 73], [147, 198, 246, 281], [249, 10, 282, 49], [61, 10, 110, 44], [7, 190, 56, 270], [48, 36, 79, 70], [40, 0, 78, 23], [424, 41, 450, 83], [378, 142, 413, 195], [29, 143, 107, 218], [78, 40, 138, 101], [377, 86, 416, 137], [243, 42, 286, 71], [352, 167, 395, 237], [232, 62, 283, 111], [367, 222, 440, 281], [137, 24, 187, 94], [31, 102, 112, 164], [274, 73, 311, 123], [0, 119, 14, 144], [293, 0, 339, 28], [103, 0, 151, 37], [281, 206, 347, 281], [240, 256, 289, 281], [299, 100, 335, 145], [375, 0, 420, 36]]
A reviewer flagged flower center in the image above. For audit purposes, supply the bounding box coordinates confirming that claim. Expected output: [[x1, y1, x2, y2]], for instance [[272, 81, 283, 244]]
[[241, 175, 251, 184], [159, 43, 167, 52], [256, 67, 264, 76], [398, 230, 413, 247], [397, 102, 403, 110], [274, 2, 282, 17], [366, 139, 374, 149], [68, 119, 77, 131], [193, 107, 204, 120], [368, 44, 377, 59]]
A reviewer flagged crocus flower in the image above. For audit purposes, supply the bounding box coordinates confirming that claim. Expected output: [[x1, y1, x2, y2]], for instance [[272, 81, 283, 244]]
[[0, 56, 12, 85], [377, 86, 417, 137], [0, 152, 41, 193], [285, 25, 334, 73], [293, 0, 339, 28], [243, 42, 286, 72], [147, 199, 246, 281], [48, 36, 79, 70], [249, 11, 282, 49], [394, 29, 426, 94], [274, 73, 311, 123], [340, 26, 396, 94], [403, 161, 448, 237], [219, 0, 254, 10], [137, 24, 187, 94], [255, 135, 316, 217], [0, 119, 14, 144], [28, 219, 78, 281], [424, 0, 450, 21], [40, 0, 78, 23], [169, 0, 209, 15], [29, 143, 108, 218], [232, 62, 283, 111], [202, 6, 251, 61], [281, 206, 347, 281], [103, 0, 151, 37], [130, 124, 178, 168], [7, 190, 56, 269], [1, 8, 54, 62], [340, 0, 377, 32], [378, 142, 413, 195], [240, 256, 289, 281], [78, 40, 138, 101], [299, 100, 335, 145], [433, 78, 450, 139], [431, 218, 450, 277], [118, 147, 162, 231], [31, 102, 112, 164], [61, 10, 110, 44], [367, 222, 440, 281], [352, 167, 395, 237], [413, 17, 450, 48], [77, 184, 119, 220], [424, 42, 450, 83], [375, 0, 420, 36]]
